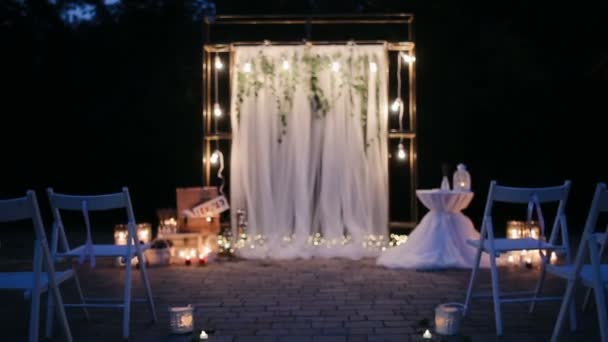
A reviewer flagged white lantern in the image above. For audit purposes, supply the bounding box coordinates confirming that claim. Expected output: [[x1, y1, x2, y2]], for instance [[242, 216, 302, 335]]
[[452, 163, 471, 191], [137, 223, 152, 244], [169, 305, 194, 334], [435, 303, 464, 335]]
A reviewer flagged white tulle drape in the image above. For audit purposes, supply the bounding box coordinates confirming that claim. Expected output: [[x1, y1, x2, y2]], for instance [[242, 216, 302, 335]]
[[229, 44, 388, 259]]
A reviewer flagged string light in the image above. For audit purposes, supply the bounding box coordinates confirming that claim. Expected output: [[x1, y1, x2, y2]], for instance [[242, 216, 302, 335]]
[[213, 103, 222, 117], [369, 61, 377, 73], [391, 98, 402, 112], [210, 151, 219, 165], [331, 61, 341, 72], [214, 55, 223, 70], [243, 62, 252, 73], [397, 143, 407, 160], [401, 53, 416, 63], [282, 59, 290, 70]]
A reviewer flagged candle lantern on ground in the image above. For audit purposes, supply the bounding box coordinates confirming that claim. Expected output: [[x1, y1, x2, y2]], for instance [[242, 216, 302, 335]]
[[435, 303, 464, 335], [169, 305, 194, 334], [506, 220, 540, 240], [137, 223, 152, 244], [114, 223, 152, 245]]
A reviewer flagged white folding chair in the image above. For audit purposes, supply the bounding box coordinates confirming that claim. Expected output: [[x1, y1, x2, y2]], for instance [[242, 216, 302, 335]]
[[0, 191, 73, 342], [46, 187, 157, 340], [463, 180, 573, 336], [550, 182, 608, 342]]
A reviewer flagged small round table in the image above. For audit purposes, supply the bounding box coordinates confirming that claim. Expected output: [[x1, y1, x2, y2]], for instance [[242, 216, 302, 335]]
[[377, 189, 486, 270]]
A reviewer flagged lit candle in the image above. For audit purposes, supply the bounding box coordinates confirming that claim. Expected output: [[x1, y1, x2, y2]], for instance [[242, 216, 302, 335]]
[[422, 329, 432, 339], [199, 330, 209, 340], [185, 255, 191, 266], [550, 251, 558, 264], [507, 255, 514, 264]]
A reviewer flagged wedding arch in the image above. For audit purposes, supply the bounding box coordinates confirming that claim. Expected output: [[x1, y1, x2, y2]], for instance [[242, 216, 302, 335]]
[[201, 14, 417, 259]]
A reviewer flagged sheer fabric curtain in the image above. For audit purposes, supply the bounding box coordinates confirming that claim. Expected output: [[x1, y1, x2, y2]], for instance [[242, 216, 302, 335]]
[[230, 44, 388, 259]]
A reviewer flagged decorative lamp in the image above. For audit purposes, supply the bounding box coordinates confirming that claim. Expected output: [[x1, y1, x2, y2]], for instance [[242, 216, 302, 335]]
[[506, 220, 540, 240], [137, 223, 152, 244], [435, 303, 464, 335], [169, 305, 194, 334], [396, 143, 406, 160], [452, 163, 471, 191], [114, 224, 128, 245]]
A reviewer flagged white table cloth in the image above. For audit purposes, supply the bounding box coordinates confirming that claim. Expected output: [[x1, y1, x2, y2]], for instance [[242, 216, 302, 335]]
[[377, 189, 488, 269]]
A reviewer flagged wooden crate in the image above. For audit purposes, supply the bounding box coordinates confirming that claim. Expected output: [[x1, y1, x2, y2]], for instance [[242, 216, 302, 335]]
[[176, 186, 221, 234]]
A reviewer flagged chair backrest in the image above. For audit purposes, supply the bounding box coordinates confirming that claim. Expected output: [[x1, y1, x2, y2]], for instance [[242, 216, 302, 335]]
[[572, 183, 608, 269], [480, 180, 571, 245], [0, 190, 47, 242], [46, 187, 138, 254]]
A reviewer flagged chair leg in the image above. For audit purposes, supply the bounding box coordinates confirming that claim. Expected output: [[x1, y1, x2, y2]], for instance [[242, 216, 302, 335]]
[[568, 289, 577, 332], [529, 252, 548, 313], [45, 286, 55, 339], [122, 255, 133, 340], [137, 250, 157, 322], [582, 287, 593, 312], [29, 288, 41, 342], [71, 267, 90, 321], [463, 246, 484, 317], [489, 254, 503, 336], [551, 279, 577, 342], [589, 240, 608, 342]]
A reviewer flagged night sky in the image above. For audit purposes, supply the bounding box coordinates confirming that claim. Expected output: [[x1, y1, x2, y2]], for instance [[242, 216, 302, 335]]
[[2, 0, 607, 231]]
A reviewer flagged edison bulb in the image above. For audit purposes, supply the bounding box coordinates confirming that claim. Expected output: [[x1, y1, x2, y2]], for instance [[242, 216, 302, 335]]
[[213, 103, 222, 117], [282, 59, 290, 70], [397, 143, 406, 160], [391, 98, 402, 112], [210, 151, 220, 164], [214, 56, 223, 70], [402, 53, 416, 63]]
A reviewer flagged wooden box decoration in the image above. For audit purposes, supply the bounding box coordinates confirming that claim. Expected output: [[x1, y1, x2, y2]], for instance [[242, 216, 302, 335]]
[[176, 186, 220, 235]]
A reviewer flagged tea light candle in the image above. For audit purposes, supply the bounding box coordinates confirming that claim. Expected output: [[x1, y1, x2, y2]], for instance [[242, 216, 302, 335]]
[[422, 329, 432, 339], [550, 251, 558, 264], [198, 253, 208, 265]]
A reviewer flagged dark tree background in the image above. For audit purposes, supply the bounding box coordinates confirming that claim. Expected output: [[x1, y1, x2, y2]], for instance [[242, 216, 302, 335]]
[[1, 0, 607, 231]]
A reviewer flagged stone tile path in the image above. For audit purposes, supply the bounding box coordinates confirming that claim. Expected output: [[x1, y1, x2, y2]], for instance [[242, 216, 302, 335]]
[[0, 255, 601, 341]]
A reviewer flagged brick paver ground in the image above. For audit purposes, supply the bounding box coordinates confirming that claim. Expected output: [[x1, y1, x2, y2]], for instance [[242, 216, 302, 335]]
[[0, 232, 602, 341]]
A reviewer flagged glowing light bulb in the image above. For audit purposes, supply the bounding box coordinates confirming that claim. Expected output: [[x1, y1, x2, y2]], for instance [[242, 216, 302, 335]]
[[243, 62, 252, 73], [210, 151, 220, 165], [391, 98, 402, 112], [331, 61, 341, 72], [213, 103, 222, 117], [369, 62, 377, 73], [282, 59, 290, 70], [214, 56, 223, 70], [402, 53, 416, 63], [397, 143, 406, 160]]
